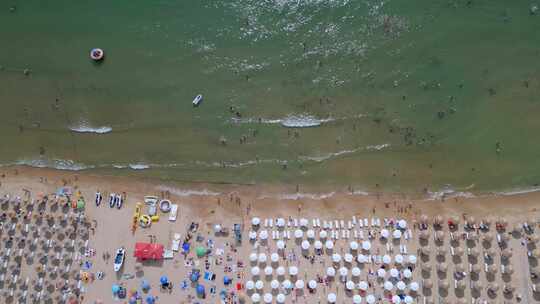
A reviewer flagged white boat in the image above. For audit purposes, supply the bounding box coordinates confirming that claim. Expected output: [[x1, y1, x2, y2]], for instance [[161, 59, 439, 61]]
[[113, 247, 126, 272], [169, 204, 178, 221], [192, 94, 203, 107]]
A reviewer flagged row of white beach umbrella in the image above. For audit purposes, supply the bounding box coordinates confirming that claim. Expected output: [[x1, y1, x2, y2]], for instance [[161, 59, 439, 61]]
[[249, 251, 417, 266], [249, 229, 406, 242], [251, 217, 408, 230]]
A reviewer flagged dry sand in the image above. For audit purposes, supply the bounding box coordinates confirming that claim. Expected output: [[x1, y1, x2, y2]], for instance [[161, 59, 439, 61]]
[[0, 166, 539, 304]]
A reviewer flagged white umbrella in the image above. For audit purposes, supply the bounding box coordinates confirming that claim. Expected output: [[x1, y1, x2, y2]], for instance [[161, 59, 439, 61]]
[[251, 293, 261, 303], [325, 240, 334, 249], [384, 281, 394, 291], [362, 241, 371, 251], [377, 268, 386, 278], [259, 230, 268, 240], [271, 280, 280, 289], [276, 266, 285, 276], [264, 266, 273, 276], [307, 229, 315, 239], [339, 267, 348, 277], [258, 253, 267, 263], [350, 241, 359, 251], [299, 218, 309, 227], [409, 281, 419, 291], [263, 293, 272, 304], [327, 293, 337, 303], [271, 253, 279, 263], [381, 229, 390, 238], [289, 266, 298, 276], [249, 231, 257, 240], [392, 230, 402, 239], [353, 295, 362, 304], [382, 255, 392, 264], [398, 219, 407, 229], [366, 294, 375, 304], [276, 218, 285, 227], [404, 295, 413, 304], [390, 268, 399, 278], [314, 240, 323, 249], [392, 295, 401, 304], [326, 267, 336, 277], [214, 224, 222, 233], [408, 255, 417, 264], [332, 253, 342, 263], [308, 280, 317, 289], [251, 267, 260, 276], [277, 240, 285, 250], [357, 254, 367, 263], [352, 267, 361, 277], [395, 254, 404, 264], [344, 253, 353, 263], [294, 229, 303, 239], [358, 281, 368, 291], [396, 281, 406, 290], [295, 280, 305, 289], [346, 280, 355, 290], [301, 240, 310, 250], [282, 280, 292, 289], [276, 294, 285, 303], [246, 280, 255, 290], [403, 269, 412, 279], [252, 217, 261, 226], [255, 280, 264, 290], [250, 253, 258, 262], [319, 230, 327, 239]]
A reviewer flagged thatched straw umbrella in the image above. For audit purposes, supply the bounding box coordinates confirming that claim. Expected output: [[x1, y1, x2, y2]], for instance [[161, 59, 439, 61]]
[[435, 231, 445, 241], [487, 264, 498, 274], [485, 248, 495, 257], [438, 280, 449, 289], [482, 234, 494, 242], [465, 216, 476, 227], [501, 249, 512, 259], [468, 248, 479, 256], [450, 215, 460, 225], [455, 280, 466, 290], [454, 247, 464, 256], [503, 284, 515, 294], [487, 283, 499, 293], [455, 299, 466, 304], [423, 279, 433, 289], [512, 224, 522, 233], [437, 263, 447, 273], [503, 265, 514, 274], [470, 264, 481, 273], [436, 248, 445, 257], [421, 263, 432, 272], [419, 247, 430, 256], [454, 264, 465, 273], [471, 281, 483, 291], [529, 235, 540, 243], [434, 215, 443, 226], [419, 231, 430, 240], [420, 214, 429, 224], [531, 249, 540, 258]]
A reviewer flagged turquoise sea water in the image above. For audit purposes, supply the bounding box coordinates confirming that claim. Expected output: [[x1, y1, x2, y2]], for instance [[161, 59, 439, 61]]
[[0, 0, 539, 193]]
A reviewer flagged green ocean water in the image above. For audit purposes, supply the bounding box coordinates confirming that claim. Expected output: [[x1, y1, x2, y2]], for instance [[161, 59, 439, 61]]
[[0, 0, 539, 193]]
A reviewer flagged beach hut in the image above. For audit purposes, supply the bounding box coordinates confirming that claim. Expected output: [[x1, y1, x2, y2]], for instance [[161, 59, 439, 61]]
[[251, 267, 260, 276], [353, 295, 362, 304], [325, 240, 334, 250], [246, 280, 255, 290], [350, 241, 359, 251], [327, 293, 337, 303], [366, 294, 375, 304], [320, 230, 328, 239], [289, 266, 298, 276], [251, 293, 261, 303], [252, 217, 261, 227], [326, 267, 336, 277], [255, 280, 264, 290], [395, 254, 404, 264], [397, 281, 406, 291], [352, 267, 361, 277], [346, 280, 355, 290], [381, 229, 390, 239], [308, 280, 317, 290], [276, 240, 285, 250], [264, 266, 273, 276], [377, 268, 386, 278], [263, 293, 272, 303], [362, 241, 371, 251], [332, 254, 342, 263], [383, 255, 392, 264], [410, 281, 419, 292], [392, 295, 401, 303], [271, 280, 280, 290], [403, 269, 412, 279], [344, 253, 353, 263], [258, 253, 267, 264], [276, 266, 285, 276], [271, 253, 279, 263], [295, 280, 304, 289], [389, 268, 399, 278], [384, 281, 394, 291], [393, 230, 402, 239], [294, 229, 303, 239], [276, 294, 286, 303], [250, 253, 258, 263]]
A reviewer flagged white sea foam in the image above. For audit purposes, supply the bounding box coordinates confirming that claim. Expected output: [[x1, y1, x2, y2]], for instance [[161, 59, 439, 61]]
[[495, 187, 540, 196], [258, 192, 336, 200], [129, 163, 150, 170], [69, 125, 112, 134], [156, 186, 221, 197], [426, 187, 475, 201], [14, 158, 92, 171]]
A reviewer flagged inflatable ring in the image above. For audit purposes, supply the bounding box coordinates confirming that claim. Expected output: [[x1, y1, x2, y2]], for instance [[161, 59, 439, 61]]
[[159, 200, 171, 213], [90, 48, 104, 61], [139, 215, 151, 228]]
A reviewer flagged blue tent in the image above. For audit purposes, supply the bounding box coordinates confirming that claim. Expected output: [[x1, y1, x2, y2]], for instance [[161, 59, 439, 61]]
[[112, 284, 120, 294], [190, 272, 200, 282], [223, 276, 231, 285], [146, 295, 156, 304], [196, 284, 205, 295], [141, 279, 150, 291]]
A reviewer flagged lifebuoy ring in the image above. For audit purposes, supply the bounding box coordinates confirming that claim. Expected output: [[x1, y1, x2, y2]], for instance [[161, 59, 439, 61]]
[[90, 48, 104, 61]]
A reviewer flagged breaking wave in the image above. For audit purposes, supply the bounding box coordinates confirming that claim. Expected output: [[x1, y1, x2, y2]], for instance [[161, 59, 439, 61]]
[[156, 185, 221, 197]]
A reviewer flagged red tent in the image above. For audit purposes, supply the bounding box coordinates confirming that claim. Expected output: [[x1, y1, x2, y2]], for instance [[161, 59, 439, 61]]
[[134, 242, 164, 260]]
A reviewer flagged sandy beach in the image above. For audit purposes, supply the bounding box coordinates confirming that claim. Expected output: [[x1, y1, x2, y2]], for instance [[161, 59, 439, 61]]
[[0, 166, 539, 304]]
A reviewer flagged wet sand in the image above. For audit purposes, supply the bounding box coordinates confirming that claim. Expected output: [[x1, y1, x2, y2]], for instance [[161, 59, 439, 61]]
[[0, 166, 539, 304]]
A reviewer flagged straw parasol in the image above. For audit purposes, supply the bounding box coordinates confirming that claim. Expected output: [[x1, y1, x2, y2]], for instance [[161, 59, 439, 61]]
[[468, 247, 479, 256], [503, 265, 514, 274], [437, 263, 447, 273], [419, 231, 429, 240], [501, 249, 512, 259], [438, 280, 449, 289], [419, 247, 430, 256], [434, 215, 443, 226], [423, 279, 433, 289], [420, 214, 429, 224], [503, 284, 515, 294], [470, 264, 481, 273], [435, 231, 445, 241], [487, 283, 499, 293], [471, 281, 482, 291], [456, 280, 466, 290], [455, 264, 465, 273]]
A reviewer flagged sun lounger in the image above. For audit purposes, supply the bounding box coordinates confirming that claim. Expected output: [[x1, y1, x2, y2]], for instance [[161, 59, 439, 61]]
[[329, 221, 333, 229], [371, 218, 375, 227], [269, 219, 273, 228], [358, 220, 363, 228], [313, 219, 317, 227], [342, 230, 346, 239], [340, 220, 345, 229], [353, 230, 358, 239], [316, 219, 321, 227], [348, 221, 352, 229], [386, 243, 391, 252], [364, 218, 368, 227], [335, 230, 339, 240], [294, 219, 298, 227], [359, 231, 364, 239], [403, 245, 407, 254], [264, 219, 269, 227], [352, 216, 357, 225], [335, 220, 339, 228], [286, 231, 291, 239]]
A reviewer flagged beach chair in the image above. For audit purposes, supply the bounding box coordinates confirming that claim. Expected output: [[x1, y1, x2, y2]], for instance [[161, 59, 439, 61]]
[[264, 219, 269, 228], [335, 230, 339, 240], [352, 216, 357, 225], [359, 231, 364, 240], [359, 220, 363, 228], [329, 221, 333, 229], [316, 219, 321, 227], [294, 219, 298, 227], [312, 219, 317, 227], [335, 220, 339, 228], [346, 230, 350, 239], [286, 231, 291, 239], [340, 220, 345, 229], [323, 220, 328, 229], [269, 219, 273, 228], [341, 230, 346, 239], [450, 247, 455, 256], [353, 230, 358, 239], [347, 221, 352, 229], [386, 243, 391, 252], [405, 231, 409, 241], [364, 218, 368, 227]]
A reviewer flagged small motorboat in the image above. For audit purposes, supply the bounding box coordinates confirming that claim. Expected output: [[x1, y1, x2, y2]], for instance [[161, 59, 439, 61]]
[[113, 247, 126, 272], [90, 48, 104, 61], [116, 194, 123, 209], [159, 200, 171, 213], [109, 193, 115, 208], [192, 94, 203, 107], [95, 192, 102, 206]]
